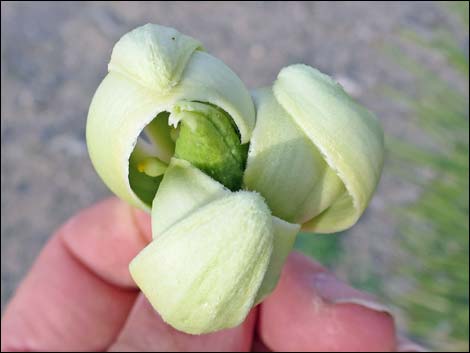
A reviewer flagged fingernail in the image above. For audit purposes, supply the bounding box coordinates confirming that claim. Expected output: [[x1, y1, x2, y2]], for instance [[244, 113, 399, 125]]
[[311, 271, 393, 316], [396, 335, 428, 352]]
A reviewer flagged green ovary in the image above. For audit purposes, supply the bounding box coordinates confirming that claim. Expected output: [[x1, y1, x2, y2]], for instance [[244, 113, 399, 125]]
[[173, 102, 248, 191]]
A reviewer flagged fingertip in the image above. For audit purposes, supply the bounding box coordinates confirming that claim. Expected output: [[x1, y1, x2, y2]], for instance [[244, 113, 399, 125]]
[[396, 336, 428, 352], [283, 250, 329, 275], [259, 251, 396, 352]]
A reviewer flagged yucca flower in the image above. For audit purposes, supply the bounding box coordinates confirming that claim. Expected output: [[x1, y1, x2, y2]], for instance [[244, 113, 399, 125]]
[[86, 24, 384, 334]]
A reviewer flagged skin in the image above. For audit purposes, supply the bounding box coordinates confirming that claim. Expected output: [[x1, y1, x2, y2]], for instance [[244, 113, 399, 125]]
[[1, 198, 422, 352]]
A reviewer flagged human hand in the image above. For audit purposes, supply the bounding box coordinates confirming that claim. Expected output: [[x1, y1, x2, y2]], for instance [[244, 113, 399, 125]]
[[1, 198, 423, 352]]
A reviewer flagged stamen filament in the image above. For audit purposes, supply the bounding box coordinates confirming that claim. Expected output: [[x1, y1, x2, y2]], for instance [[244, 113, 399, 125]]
[[137, 157, 168, 177]]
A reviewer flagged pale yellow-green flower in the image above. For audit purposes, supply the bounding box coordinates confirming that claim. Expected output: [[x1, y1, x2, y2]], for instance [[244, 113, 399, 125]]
[[86, 23, 384, 335]]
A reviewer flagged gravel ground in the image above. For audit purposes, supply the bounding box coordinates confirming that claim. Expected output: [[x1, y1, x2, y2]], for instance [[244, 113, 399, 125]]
[[0, 1, 461, 313]]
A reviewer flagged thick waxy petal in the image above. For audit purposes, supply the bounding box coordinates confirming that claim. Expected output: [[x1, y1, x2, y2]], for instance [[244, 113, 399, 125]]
[[255, 216, 300, 303], [151, 158, 229, 238], [87, 24, 255, 210], [167, 51, 255, 143], [130, 192, 274, 334], [87, 73, 171, 210], [108, 23, 202, 93], [245, 66, 384, 233], [150, 160, 299, 321], [274, 65, 384, 232], [244, 88, 345, 225]]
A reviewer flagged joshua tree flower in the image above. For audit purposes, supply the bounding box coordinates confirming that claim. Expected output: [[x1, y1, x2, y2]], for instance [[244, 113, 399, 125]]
[[86, 24, 384, 334]]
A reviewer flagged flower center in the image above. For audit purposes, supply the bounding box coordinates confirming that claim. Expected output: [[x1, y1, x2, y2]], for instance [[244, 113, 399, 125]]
[[131, 101, 248, 204], [172, 101, 248, 191]]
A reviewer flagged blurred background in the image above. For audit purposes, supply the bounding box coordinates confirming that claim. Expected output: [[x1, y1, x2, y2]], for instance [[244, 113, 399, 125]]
[[1, 1, 468, 351]]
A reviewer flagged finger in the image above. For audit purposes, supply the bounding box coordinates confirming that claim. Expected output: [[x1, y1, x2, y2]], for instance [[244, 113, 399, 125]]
[[1, 198, 147, 351], [1, 234, 137, 352], [259, 251, 396, 352], [109, 294, 258, 352], [62, 197, 151, 288], [251, 335, 272, 352]]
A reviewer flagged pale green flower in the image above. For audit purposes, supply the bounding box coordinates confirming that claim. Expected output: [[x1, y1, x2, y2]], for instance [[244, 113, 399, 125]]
[[86, 24, 383, 334]]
